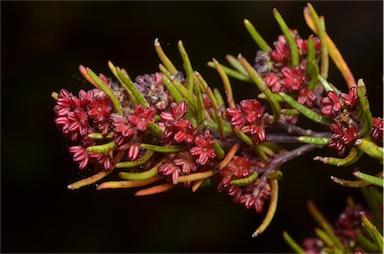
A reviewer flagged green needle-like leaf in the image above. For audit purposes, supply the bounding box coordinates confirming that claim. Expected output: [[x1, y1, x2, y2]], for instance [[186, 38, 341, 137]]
[[178, 40, 195, 92], [353, 171, 384, 188], [140, 143, 186, 153], [213, 58, 236, 109], [207, 61, 251, 82], [356, 79, 373, 137], [116, 67, 149, 107], [283, 231, 306, 254], [252, 179, 278, 237], [86, 67, 123, 115], [225, 54, 249, 76], [273, 9, 299, 67], [154, 38, 178, 75], [280, 92, 331, 126], [116, 150, 155, 168], [243, 19, 272, 52]]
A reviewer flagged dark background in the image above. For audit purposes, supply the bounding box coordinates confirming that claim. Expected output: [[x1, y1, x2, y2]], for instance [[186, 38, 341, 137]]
[[2, 1, 383, 253]]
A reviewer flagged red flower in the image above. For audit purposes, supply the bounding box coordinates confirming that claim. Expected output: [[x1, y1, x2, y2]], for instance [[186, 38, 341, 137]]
[[241, 124, 266, 145], [173, 119, 196, 143], [110, 113, 135, 138], [340, 87, 359, 109], [158, 161, 179, 184], [87, 96, 112, 122], [269, 35, 290, 63], [190, 131, 216, 165], [240, 99, 264, 124], [69, 146, 89, 170], [280, 66, 306, 92], [226, 156, 252, 178], [67, 109, 89, 136], [128, 105, 156, 132], [174, 151, 198, 174], [321, 91, 341, 117], [89, 152, 113, 171], [298, 88, 317, 108], [371, 117, 384, 141], [160, 101, 187, 122], [263, 72, 281, 93], [226, 108, 245, 128], [328, 123, 358, 156], [238, 179, 271, 213]]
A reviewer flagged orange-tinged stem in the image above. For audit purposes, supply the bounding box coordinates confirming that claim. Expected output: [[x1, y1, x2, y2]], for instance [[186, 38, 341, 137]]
[[134, 183, 175, 196], [219, 143, 240, 170], [79, 65, 98, 88], [68, 151, 125, 190], [97, 176, 161, 190], [304, 5, 356, 88]]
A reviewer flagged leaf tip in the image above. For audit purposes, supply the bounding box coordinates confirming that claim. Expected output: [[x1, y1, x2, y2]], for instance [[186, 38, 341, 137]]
[[154, 38, 160, 46]]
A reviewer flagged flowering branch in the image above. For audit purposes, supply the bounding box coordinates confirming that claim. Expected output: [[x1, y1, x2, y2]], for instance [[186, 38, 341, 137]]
[[52, 3, 382, 248]]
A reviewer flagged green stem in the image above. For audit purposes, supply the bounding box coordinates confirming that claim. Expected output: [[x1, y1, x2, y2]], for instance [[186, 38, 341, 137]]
[[280, 92, 331, 126], [86, 67, 123, 115], [273, 9, 299, 66]]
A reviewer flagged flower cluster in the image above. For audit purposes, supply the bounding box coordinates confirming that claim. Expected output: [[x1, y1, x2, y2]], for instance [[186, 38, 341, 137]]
[[214, 155, 271, 213], [255, 32, 320, 108], [226, 99, 266, 145]]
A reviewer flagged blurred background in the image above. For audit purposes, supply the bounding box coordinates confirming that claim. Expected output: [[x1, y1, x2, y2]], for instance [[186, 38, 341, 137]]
[[2, 1, 382, 252]]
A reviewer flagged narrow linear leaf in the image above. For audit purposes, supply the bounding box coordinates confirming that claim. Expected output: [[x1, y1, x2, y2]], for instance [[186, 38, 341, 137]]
[[252, 179, 278, 237], [273, 9, 299, 67], [116, 67, 149, 107], [280, 92, 331, 125], [154, 38, 178, 75], [243, 19, 271, 52]]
